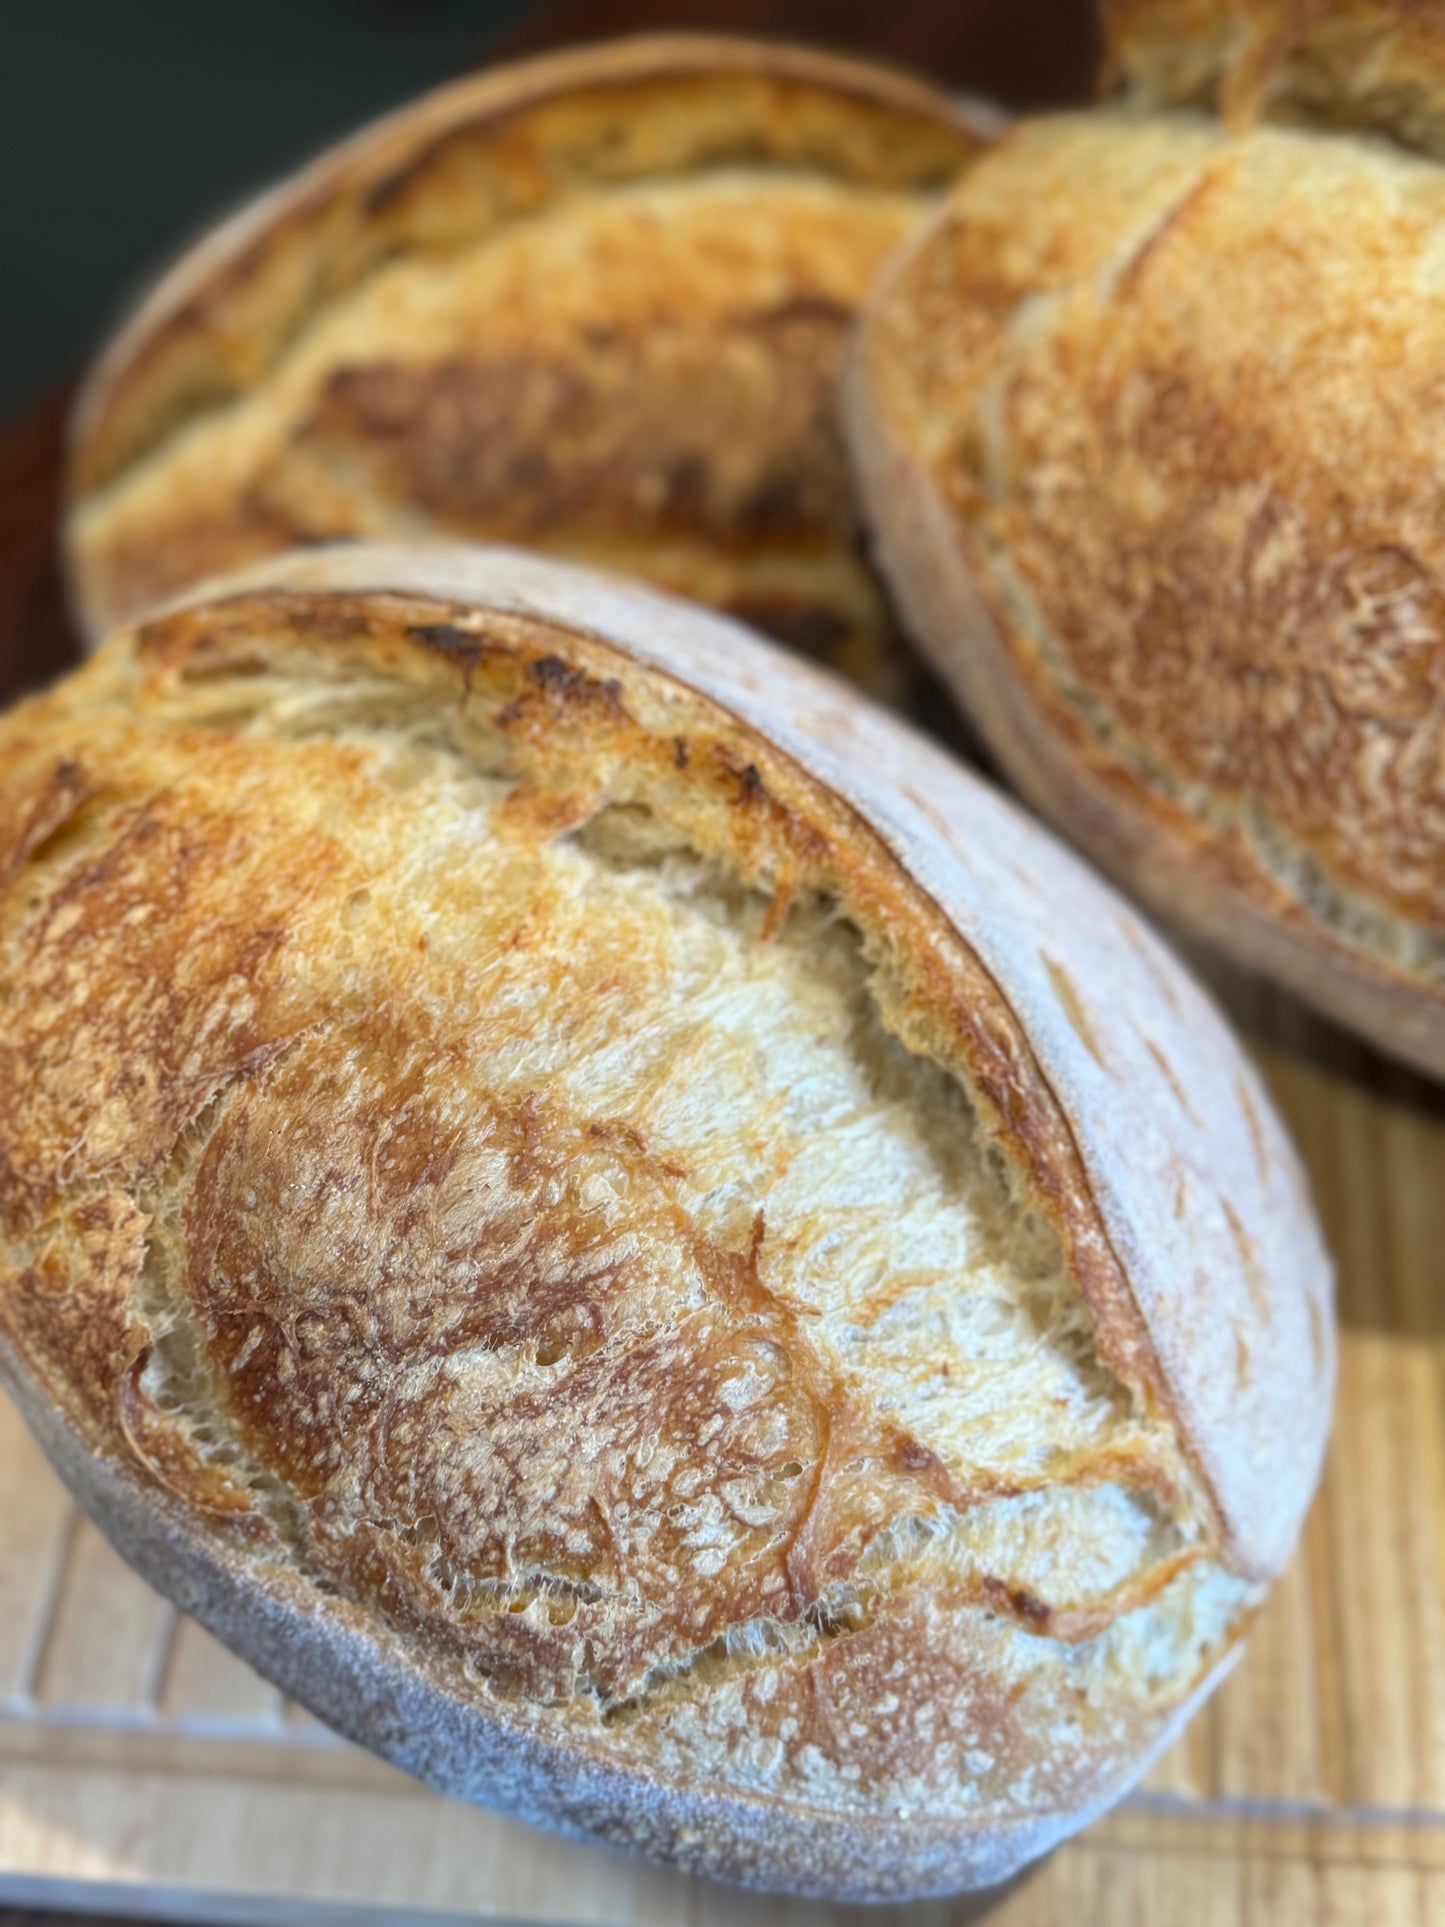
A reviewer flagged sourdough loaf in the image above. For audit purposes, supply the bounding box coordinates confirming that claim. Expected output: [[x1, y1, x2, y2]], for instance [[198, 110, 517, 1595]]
[[0, 545, 1332, 1899], [1103, 0, 1445, 149], [848, 2, 1445, 1073], [64, 36, 994, 698]]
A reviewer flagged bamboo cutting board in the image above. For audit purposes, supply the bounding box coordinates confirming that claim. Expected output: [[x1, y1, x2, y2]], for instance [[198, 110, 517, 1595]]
[[1, 1, 1444, 1913]]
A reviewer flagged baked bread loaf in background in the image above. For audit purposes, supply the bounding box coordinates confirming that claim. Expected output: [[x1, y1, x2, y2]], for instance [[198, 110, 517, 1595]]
[[0, 544, 1331, 1899], [1104, 0, 1445, 147], [64, 35, 994, 698], [848, 0, 1445, 1075]]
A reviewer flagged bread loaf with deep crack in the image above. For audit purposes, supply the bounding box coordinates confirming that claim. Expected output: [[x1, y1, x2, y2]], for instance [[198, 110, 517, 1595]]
[[0, 544, 1332, 1899]]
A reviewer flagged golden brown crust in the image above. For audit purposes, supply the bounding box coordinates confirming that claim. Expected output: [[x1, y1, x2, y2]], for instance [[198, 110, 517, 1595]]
[[849, 109, 1445, 1073], [0, 546, 1331, 1897], [65, 36, 994, 694], [1104, 0, 1445, 153]]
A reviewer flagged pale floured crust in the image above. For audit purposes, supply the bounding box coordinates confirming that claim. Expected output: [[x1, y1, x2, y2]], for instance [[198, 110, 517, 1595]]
[[848, 108, 1445, 1075], [0, 544, 1331, 1898], [64, 36, 997, 697]]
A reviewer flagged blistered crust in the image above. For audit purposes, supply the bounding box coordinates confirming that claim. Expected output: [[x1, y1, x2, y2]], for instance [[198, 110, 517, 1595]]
[[849, 108, 1445, 1073], [65, 36, 995, 693], [0, 546, 1331, 1896]]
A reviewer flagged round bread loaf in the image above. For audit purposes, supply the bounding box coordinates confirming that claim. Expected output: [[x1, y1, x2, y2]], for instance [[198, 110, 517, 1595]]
[[847, 4, 1445, 1075], [64, 35, 994, 698], [1103, 0, 1445, 151], [0, 545, 1332, 1900]]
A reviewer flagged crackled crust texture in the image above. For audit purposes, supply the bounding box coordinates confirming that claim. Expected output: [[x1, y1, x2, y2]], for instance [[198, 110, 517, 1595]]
[[0, 547, 1332, 1899], [849, 106, 1445, 1074], [64, 36, 994, 698]]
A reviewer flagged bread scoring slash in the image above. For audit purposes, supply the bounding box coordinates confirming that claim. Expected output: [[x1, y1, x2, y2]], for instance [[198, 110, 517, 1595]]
[[65, 35, 996, 700], [0, 545, 1332, 1899]]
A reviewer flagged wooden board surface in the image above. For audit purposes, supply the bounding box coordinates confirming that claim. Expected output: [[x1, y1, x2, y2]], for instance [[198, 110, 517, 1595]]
[[1, 3, 1443, 1921]]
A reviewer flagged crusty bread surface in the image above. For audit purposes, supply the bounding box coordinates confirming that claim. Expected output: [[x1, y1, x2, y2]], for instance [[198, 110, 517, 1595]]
[[848, 98, 1445, 1074], [65, 36, 995, 697], [0, 544, 1332, 1899], [1103, 0, 1445, 151]]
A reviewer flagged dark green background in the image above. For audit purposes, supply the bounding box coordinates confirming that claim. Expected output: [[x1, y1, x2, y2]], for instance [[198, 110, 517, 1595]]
[[1, 1, 533, 422]]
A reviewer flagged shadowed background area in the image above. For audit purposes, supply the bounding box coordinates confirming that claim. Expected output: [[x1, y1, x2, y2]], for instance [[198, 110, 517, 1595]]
[[1, 2, 537, 424], [0, 0, 1102, 423]]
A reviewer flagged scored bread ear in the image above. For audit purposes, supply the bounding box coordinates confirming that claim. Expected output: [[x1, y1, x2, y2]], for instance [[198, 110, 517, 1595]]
[[1103, 0, 1445, 153]]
